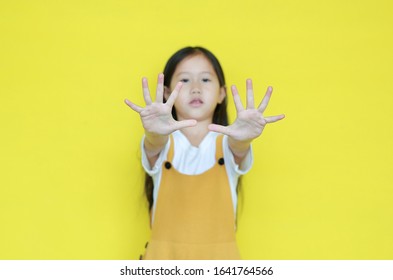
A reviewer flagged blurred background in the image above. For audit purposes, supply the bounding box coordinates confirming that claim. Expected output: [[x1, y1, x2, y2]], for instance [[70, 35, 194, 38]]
[[1, 0, 392, 259]]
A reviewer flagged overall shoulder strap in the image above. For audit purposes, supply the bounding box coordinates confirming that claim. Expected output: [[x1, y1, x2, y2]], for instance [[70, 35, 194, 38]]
[[166, 134, 175, 163], [215, 134, 224, 161]]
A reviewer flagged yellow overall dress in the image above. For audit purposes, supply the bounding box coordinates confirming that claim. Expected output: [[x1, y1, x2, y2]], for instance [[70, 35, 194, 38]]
[[141, 134, 241, 260]]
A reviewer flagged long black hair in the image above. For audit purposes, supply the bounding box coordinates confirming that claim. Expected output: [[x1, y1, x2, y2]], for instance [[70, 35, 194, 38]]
[[145, 46, 229, 211]]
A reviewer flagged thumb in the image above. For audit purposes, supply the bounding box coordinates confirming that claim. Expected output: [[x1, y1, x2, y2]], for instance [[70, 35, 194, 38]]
[[173, 119, 197, 130], [208, 124, 230, 136]]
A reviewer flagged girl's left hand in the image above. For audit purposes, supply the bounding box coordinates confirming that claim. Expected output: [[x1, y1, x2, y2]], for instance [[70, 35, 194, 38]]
[[208, 79, 285, 142]]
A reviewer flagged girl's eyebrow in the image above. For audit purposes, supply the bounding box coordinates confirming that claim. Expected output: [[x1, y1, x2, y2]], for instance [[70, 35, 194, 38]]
[[176, 71, 213, 75]]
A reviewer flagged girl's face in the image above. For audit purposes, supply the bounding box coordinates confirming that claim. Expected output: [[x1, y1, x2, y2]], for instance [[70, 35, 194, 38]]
[[165, 54, 226, 123]]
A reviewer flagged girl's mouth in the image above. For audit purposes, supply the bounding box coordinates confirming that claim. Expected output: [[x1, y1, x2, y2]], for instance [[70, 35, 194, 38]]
[[189, 98, 203, 107]]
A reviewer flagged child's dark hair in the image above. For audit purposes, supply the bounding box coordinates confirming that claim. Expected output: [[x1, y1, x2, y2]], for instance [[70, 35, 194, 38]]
[[145, 46, 229, 211]]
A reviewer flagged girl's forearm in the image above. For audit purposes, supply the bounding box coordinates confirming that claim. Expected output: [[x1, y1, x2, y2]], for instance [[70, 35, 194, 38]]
[[144, 133, 169, 167], [228, 137, 251, 165]]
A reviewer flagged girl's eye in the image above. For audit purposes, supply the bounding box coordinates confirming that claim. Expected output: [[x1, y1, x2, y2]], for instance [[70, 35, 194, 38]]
[[202, 78, 211, 82], [180, 78, 189, 83]]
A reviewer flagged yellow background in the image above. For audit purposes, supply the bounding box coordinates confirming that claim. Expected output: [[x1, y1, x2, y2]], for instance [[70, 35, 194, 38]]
[[1, 0, 392, 259]]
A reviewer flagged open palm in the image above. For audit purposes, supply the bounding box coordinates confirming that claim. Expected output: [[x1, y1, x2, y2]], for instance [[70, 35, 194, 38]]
[[209, 79, 284, 142], [125, 74, 196, 136]]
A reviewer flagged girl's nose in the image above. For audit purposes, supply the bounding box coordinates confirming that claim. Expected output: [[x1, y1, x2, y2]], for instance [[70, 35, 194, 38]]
[[191, 82, 201, 94]]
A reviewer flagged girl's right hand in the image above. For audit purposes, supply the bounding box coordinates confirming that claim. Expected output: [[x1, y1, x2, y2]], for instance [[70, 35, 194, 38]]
[[125, 74, 197, 136]]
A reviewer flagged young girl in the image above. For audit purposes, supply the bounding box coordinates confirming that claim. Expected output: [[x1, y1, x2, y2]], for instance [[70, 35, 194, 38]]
[[125, 46, 284, 260]]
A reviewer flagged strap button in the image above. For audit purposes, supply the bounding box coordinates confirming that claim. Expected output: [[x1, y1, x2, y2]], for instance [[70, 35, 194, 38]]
[[164, 162, 172, 169], [218, 158, 225, 165]]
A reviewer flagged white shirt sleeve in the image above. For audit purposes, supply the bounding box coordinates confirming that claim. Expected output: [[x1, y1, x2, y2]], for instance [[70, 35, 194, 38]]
[[222, 134, 253, 221]]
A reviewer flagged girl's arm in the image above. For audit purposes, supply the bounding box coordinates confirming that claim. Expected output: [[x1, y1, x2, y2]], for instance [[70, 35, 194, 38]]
[[125, 74, 197, 167], [227, 138, 252, 165], [209, 79, 285, 165], [143, 132, 169, 168]]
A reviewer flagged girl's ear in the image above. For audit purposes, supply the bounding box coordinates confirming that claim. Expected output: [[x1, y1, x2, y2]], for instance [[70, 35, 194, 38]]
[[164, 86, 171, 101], [218, 86, 227, 104]]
